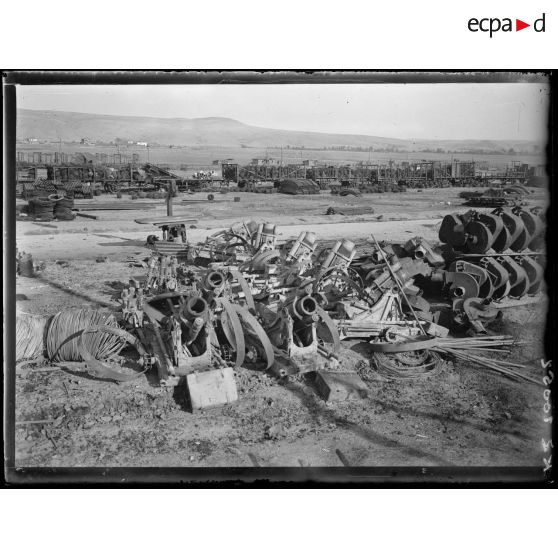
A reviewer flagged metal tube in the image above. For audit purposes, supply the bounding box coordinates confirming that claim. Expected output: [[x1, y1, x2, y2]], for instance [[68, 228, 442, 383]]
[[183, 317, 205, 346]]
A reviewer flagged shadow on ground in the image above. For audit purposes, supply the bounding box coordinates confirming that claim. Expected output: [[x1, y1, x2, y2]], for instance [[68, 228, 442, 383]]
[[34, 275, 120, 310]]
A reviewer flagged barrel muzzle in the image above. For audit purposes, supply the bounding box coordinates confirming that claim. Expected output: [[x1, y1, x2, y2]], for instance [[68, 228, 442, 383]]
[[204, 270, 225, 290], [181, 296, 208, 322], [291, 295, 318, 319]]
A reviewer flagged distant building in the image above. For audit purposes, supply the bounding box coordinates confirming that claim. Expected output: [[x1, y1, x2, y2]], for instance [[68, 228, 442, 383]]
[[137, 141, 148, 147], [251, 158, 279, 166]]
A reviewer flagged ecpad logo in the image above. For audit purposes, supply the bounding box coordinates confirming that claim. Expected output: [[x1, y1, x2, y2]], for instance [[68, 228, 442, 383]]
[[468, 13, 546, 37]]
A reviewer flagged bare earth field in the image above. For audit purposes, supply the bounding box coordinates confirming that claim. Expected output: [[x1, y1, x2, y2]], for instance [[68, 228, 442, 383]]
[[16, 142, 546, 168], [13, 188, 550, 471]]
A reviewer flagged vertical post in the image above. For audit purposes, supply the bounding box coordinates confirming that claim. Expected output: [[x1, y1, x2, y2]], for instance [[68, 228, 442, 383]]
[[166, 185, 173, 217]]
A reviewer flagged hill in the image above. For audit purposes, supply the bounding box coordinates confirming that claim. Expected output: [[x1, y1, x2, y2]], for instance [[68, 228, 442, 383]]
[[16, 109, 541, 154]]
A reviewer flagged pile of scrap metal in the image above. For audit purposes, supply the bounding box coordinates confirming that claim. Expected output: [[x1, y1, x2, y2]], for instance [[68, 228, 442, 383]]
[[130, 225, 343, 386], [330, 180, 407, 195], [238, 180, 277, 193], [437, 207, 544, 296], [192, 221, 281, 266], [23, 213, 542, 410], [324, 235, 449, 376], [406, 207, 545, 335], [326, 206, 374, 216], [22, 179, 94, 200], [135, 222, 451, 385], [136, 215, 545, 384], [463, 187, 525, 207], [277, 179, 320, 195], [330, 181, 363, 197]]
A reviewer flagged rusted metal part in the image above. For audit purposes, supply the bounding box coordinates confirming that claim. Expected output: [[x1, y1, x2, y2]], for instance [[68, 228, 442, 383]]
[[402, 237, 444, 266], [232, 303, 275, 370], [315, 306, 340, 355], [449, 260, 493, 299], [462, 298, 501, 334], [217, 298, 246, 368], [370, 234, 428, 336], [143, 304, 175, 382]]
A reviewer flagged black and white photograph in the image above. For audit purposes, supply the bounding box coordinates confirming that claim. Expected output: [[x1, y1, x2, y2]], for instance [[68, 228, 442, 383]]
[[3, 71, 553, 482]]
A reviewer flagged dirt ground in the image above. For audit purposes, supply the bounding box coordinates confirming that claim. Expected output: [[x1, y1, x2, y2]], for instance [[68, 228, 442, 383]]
[[13, 188, 550, 469]]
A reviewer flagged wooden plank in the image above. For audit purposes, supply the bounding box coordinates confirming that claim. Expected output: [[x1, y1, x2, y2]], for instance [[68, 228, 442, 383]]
[[75, 212, 98, 220], [135, 216, 198, 225]]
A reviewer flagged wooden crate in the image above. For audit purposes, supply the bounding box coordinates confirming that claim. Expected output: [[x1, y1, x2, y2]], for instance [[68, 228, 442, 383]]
[[187, 367, 238, 411]]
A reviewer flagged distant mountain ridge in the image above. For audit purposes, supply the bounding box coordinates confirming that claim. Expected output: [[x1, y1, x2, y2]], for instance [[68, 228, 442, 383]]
[[16, 109, 541, 153]]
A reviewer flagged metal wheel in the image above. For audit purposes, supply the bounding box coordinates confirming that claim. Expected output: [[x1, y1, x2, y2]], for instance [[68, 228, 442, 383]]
[[465, 221, 493, 253]]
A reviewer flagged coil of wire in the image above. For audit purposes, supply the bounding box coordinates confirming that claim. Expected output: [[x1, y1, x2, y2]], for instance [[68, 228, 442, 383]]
[[16, 312, 47, 361], [373, 350, 443, 380], [46, 309, 127, 362], [52, 196, 76, 220], [28, 197, 55, 220]]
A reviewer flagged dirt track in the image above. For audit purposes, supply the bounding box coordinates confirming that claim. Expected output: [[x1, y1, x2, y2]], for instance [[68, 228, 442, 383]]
[[13, 188, 550, 470], [17, 218, 442, 261]]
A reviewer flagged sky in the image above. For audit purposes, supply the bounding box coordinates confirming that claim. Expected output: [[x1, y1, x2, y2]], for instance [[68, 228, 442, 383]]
[[16, 81, 550, 141]]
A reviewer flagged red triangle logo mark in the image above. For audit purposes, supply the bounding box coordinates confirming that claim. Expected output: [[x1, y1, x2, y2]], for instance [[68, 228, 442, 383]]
[[516, 19, 530, 31]]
